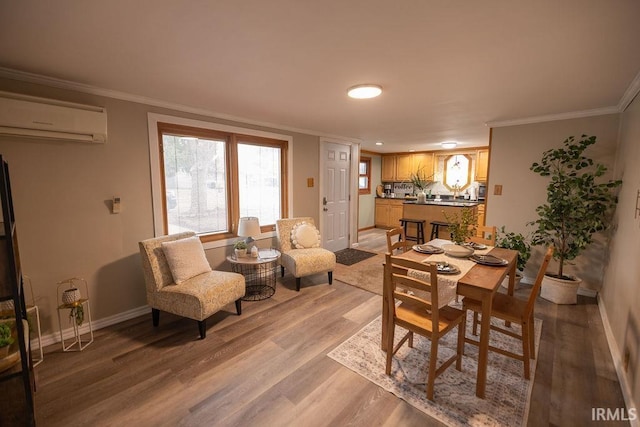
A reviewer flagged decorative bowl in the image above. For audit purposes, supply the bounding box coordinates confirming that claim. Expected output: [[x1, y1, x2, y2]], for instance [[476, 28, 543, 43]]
[[442, 244, 474, 258]]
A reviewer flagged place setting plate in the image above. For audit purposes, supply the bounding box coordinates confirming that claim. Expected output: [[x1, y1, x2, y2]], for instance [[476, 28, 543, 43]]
[[469, 254, 508, 266], [412, 244, 444, 254], [435, 261, 460, 275], [466, 242, 487, 250]]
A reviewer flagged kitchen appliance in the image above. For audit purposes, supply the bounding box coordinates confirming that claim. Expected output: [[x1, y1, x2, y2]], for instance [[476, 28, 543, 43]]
[[478, 183, 487, 201], [383, 184, 392, 196]]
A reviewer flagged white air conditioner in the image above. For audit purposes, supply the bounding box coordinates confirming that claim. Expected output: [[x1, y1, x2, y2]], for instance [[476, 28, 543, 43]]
[[0, 91, 107, 143]]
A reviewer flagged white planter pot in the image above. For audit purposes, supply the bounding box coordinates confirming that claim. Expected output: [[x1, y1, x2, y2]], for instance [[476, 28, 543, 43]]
[[540, 274, 581, 304], [501, 271, 523, 290], [62, 288, 81, 305], [234, 248, 247, 258]]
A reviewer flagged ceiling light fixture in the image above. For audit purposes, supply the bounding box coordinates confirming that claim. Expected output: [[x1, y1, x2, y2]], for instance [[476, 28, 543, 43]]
[[347, 84, 382, 99], [441, 141, 458, 149], [375, 142, 383, 146]]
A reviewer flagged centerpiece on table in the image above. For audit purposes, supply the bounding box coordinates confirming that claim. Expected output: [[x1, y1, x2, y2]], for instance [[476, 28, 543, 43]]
[[442, 206, 477, 257], [529, 134, 622, 304]]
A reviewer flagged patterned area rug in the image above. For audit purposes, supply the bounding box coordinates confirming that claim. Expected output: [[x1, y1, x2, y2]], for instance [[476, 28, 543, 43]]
[[328, 312, 541, 426], [334, 248, 378, 266]]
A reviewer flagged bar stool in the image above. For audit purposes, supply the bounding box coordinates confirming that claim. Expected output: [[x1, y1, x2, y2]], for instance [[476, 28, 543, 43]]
[[399, 218, 426, 244], [430, 220, 451, 240]]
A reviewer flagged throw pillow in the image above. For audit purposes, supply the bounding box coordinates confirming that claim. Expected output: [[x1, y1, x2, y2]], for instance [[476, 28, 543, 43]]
[[161, 236, 212, 284], [291, 222, 321, 249]]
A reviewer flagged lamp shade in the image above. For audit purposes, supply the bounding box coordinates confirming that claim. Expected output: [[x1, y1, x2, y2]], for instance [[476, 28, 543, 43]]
[[238, 217, 261, 238]]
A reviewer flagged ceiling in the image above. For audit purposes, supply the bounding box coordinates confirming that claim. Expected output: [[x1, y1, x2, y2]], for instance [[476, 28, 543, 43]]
[[1, 1, 639, 153]]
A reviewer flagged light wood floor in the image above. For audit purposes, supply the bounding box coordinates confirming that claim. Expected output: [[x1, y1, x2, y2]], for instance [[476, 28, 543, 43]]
[[33, 229, 628, 426]]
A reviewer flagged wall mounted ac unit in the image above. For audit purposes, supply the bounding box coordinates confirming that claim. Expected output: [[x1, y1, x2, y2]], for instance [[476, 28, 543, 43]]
[[0, 91, 107, 143]]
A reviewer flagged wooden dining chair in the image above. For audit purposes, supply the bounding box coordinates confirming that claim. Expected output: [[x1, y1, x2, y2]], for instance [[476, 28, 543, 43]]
[[462, 246, 553, 379], [468, 225, 497, 246], [386, 227, 411, 254], [384, 254, 466, 400]]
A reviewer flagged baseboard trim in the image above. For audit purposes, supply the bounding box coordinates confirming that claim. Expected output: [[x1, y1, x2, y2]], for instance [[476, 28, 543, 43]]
[[36, 305, 150, 348], [597, 295, 639, 427]]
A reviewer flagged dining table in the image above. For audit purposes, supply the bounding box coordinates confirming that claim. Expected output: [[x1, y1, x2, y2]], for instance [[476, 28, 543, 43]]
[[381, 243, 518, 399]]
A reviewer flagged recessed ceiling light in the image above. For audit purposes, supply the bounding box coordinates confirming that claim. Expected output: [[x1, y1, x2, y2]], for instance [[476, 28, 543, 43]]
[[441, 141, 458, 149], [347, 84, 382, 99], [375, 142, 383, 146]]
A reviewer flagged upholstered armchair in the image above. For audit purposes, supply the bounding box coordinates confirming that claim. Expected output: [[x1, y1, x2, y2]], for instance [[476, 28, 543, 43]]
[[139, 232, 245, 339], [275, 217, 336, 292]]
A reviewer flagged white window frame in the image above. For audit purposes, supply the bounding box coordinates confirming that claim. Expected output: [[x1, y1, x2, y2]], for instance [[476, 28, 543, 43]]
[[147, 113, 293, 249]]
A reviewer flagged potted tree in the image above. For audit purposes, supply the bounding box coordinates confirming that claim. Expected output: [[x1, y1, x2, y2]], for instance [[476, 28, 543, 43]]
[[529, 135, 622, 304], [496, 227, 531, 290]]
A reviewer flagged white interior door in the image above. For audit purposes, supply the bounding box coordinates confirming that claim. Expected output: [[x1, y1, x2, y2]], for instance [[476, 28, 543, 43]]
[[322, 141, 350, 252]]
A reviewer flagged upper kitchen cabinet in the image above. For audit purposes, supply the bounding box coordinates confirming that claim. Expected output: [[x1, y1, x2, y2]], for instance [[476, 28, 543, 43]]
[[381, 155, 396, 181], [411, 152, 434, 179], [475, 149, 489, 182], [395, 154, 412, 181], [381, 152, 434, 182]]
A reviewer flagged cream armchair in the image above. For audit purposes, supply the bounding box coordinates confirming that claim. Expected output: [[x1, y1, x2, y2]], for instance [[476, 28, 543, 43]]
[[276, 217, 336, 292], [139, 232, 245, 339]]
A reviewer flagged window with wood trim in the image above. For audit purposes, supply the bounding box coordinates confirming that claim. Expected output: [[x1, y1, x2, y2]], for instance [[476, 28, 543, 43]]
[[158, 122, 288, 242], [359, 157, 371, 195]]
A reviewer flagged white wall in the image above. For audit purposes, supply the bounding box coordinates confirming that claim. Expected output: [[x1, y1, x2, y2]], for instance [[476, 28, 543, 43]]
[[487, 114, 620, 289], [602, 95, 640, 410], [0, 77, 324, 336]]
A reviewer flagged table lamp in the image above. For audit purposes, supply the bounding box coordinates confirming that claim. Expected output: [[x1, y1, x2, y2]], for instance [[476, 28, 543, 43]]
[[238, 217, 261, 255]]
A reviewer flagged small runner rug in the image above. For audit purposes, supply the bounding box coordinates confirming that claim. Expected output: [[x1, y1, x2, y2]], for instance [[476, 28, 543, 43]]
[[328, 312, 540, 426], [334, 248, 378, 266]]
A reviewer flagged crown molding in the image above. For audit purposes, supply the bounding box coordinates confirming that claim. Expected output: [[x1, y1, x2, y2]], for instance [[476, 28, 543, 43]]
[[486, 106, 620, 128], [618, 70, 640, 112], [0, 67, 361, 144]]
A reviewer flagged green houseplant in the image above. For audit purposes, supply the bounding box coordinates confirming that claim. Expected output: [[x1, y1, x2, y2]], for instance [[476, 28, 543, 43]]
[[443, 207, 477, 245], [69, 303, 84, 326], [529, 135, 622, 304], [0, 323, 14, 357], [496, 227, 531, 289], [233, 240, 248, 258]]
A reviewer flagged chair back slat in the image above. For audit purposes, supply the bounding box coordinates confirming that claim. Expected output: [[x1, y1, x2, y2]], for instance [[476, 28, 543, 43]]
[[386, 227, 410, 254], [525, 246, 554, 315], [469, 225, 497, 246], [385, 253, 440, 324]]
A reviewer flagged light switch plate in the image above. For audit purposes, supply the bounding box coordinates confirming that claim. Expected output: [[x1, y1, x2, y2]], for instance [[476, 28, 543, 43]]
[[494, 185, 503, 195]]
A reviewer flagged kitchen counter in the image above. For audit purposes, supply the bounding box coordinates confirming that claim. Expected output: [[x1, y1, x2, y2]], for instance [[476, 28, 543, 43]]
[[402, 201, 479, 240], [403, 200, 480, 207]]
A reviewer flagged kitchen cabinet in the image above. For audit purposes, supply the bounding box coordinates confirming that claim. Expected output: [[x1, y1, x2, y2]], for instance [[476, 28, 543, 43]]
[[381, 156, 396, 182], [375, 199, 404, 228], [411, 152, 434, 179], [382, 152, 434, 182], [477, 204, 485, 226], [475, 149, 489, 182], [395, 154, 412, 181]]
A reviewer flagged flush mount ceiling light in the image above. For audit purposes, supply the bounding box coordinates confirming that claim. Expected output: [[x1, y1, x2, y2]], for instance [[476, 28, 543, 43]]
[[375, 142, 383, 146], [441, 141, 458, 149], [347, 84, 382, 99]]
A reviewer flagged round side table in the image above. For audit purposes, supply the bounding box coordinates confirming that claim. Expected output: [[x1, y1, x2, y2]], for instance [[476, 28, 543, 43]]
[[226, 249, 281, 301]]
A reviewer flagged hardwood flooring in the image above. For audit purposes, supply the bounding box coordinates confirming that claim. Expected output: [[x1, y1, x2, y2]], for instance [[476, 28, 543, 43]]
[[33, 229, 627, 426]]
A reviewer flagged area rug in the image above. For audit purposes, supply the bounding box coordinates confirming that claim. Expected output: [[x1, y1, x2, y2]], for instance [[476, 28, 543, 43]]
[[333, 253, 384, 294], [334, 248, 378, 266], [328, 313, 541, 426]]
